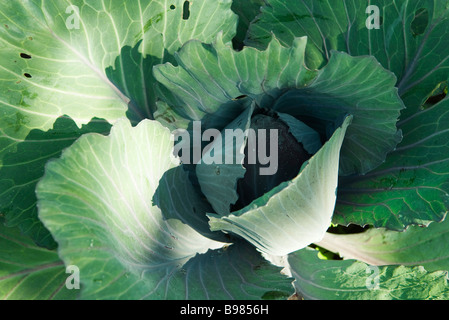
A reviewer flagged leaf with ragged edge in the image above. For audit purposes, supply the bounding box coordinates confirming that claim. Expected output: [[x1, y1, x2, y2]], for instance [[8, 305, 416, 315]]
[[208, 116, 352, 256], [231, 0, 264, 50], [0, 0, 237, 246], [247, 0, 449, 115], [106, 0, 238, 121], [0, 224, 77, 300], [153, 34, 317, 130], [317, 218, 449, 272], [0, 116, 111, 249], [335, 97, 449, 230], [272, 51, 404, 175], [154, 36, 403, 176], [289, 249, 449, 300], [36, 119, 291, 299]]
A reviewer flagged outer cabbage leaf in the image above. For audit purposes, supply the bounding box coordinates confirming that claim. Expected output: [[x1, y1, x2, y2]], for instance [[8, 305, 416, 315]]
[[37, 119, 218, 298], [0, 0, 237, 246], [0, 117, 111, 248], [36, 119, 291, 299], [247, 0, 449, 115], [289, 248, 449, 300], [335, 97, 449, 230], [230, 0, 264, 49], [273, 51, 404, 175], [0, 224, 77, 300]]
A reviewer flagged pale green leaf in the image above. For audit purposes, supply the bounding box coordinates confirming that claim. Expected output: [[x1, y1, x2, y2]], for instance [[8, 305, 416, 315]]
[[0, 0, 237, 245], [318, 218, 449, 272], [37, 119, 225, 299], [153, 34, 317, 128], [36, 119, 291, 299], [208, 116, 352, 256], [0, 116, 111, 249]]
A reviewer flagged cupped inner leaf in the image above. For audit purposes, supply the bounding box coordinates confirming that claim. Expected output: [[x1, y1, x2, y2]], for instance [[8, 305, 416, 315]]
[[195, 105, 255, 216], [276, 112, 323, 154], [208, 116, 353, 256], [195, 106, 322, 215], [154, 37, 404, 176], [153, 165, 230, 243], [232, 112, 313, 211]]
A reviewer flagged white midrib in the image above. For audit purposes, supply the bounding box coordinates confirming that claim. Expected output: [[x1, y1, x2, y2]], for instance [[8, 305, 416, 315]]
[[46, 28, 132, 107]]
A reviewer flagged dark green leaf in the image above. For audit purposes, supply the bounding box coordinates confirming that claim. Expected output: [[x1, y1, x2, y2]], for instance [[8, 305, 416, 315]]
[[335, 98, 449, 230], [0, 116, 111, 248], [247, 0, 449, 115], [0, 224, 77, 300], [289, 248, 449, 300]]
